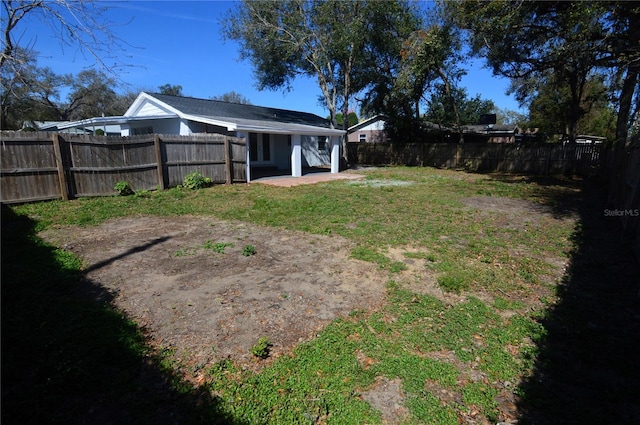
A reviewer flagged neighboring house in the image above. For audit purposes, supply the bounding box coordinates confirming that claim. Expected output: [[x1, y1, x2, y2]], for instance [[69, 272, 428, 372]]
[[40, 92, 345, 180], [348, 115, 518, 143], [348, 115, 388, 143], [462, 124, 519, 143], [575, 135, 606, 144]]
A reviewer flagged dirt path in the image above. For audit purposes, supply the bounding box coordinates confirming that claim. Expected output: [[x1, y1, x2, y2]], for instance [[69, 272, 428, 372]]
[[41, 216, 388, 373]]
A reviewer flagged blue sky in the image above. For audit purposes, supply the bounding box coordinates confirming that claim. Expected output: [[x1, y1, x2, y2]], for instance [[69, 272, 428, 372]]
[[20, 0, 523, 118]]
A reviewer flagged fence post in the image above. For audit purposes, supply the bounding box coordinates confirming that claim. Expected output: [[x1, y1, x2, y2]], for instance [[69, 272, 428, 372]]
[[154, 135, 166, 190], [51, 133, 69, 201], [224, 136, 232, 184]]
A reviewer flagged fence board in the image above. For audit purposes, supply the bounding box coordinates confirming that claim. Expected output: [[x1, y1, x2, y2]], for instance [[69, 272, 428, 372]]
[[1, 133, 63, 202], [350, 142, 605, 176], [1, 131, 247, 203]]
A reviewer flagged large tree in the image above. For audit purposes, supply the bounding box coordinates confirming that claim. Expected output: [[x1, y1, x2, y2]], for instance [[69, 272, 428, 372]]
[[447, 0, 639, 144], [1, 0, 132, 128], [1, 52, 128, 129], [223, 0, 420, 157], [425, 87, 495, 128], [63, 69, 120, 120], [0, 47, 62, 128], [1, 0, 129, 73], [528, 72, 615, 140]]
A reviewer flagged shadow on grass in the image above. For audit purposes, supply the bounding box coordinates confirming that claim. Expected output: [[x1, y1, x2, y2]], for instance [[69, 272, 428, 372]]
[[501, 176, 640, 424], [1, 204, 243, 425], [484, 173, 586, 219]]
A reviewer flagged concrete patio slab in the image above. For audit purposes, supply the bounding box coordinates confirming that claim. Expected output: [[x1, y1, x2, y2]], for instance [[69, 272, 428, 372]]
[[251, 172, 365, 187]]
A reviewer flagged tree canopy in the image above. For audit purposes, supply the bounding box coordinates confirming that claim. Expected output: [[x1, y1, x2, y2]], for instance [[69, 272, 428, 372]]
[[158, 84, 183, 97], [211, 91, 252, 104], [1, 49, 129, 129], [222, 0, 420, 137], [447, 0, 639, 144], [1, 0, 130, 74]]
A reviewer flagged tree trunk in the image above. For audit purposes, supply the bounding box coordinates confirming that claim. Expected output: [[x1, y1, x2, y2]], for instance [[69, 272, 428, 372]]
[[437, 68, 462, 143], [615, 62, 639, 146]]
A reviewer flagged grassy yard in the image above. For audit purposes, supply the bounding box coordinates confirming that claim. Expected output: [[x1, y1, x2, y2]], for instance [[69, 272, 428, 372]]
[[3, 166, 638, 424]]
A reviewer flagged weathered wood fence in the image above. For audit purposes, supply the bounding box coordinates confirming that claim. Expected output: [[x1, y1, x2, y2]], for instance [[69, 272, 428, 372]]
[[349, 140, 639, 258], [1, 131, 247, 204], [604, 142, 640, 257], [348, 142, 604, 175]]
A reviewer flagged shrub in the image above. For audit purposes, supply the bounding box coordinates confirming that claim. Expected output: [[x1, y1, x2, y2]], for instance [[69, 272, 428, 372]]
[[182, 172, 212, 190], [114, 181, 134, 196]]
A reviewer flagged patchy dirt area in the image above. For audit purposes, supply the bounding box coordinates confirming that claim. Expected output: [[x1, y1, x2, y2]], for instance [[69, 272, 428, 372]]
[[40, 216, 388, 373], [37, 195, 573, 378]]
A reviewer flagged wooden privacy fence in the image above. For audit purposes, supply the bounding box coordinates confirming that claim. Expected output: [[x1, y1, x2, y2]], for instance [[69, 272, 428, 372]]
[[348, 142, 604, 175], [1, 131, 247, 204], [604, 142, 640, 252]]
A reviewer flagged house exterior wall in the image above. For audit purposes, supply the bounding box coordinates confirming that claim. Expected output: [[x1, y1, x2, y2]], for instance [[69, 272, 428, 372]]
[[145, 118, 181, 135], [137, 101, 169, 116], [301, 135, 330, 167], [348, 119, 388, 143], [348, 129, 387, 143], [120, 118, 181, 136], [273, 134, 291, 170]]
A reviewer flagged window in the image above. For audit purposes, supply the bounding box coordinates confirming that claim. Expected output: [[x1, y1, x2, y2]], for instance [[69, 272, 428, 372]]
[[359, 133, 367, 142], [133, 126, 153, 135], [318, 136, 327, 151], [249, 133, 271, 163]]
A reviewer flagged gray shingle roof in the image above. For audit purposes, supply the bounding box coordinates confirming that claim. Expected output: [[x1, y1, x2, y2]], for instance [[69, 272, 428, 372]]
[[150, 93, 332, 129]]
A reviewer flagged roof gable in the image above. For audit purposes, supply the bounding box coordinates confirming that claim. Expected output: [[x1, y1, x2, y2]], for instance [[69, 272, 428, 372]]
[[125, 92, 178, 117], [348, 115, 386, 133]]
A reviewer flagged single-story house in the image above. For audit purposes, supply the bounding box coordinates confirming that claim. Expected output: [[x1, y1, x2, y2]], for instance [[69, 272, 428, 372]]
[[47, 92, 345, 180], [347, 113, 519, 144], [462, 124, 519, 143], [348, 115, 388, 143]]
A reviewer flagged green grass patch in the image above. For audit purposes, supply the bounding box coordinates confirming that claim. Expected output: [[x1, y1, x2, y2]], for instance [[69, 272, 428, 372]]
[[5, 167, 584, 423]]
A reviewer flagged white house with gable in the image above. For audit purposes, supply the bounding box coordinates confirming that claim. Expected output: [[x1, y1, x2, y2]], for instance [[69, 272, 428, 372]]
[[49, 92, 345, 181], [348, 115, 388, 143]]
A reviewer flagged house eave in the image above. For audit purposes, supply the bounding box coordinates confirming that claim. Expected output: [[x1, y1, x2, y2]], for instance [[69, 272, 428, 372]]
[[183, 114, 237, 131], [236, 125, 345, 136]]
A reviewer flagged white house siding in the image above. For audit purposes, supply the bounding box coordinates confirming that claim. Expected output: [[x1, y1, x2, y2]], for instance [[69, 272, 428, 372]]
[[301, 135, 330, 167], [348, 129, 387, 143], [347, 118, 387, 143], [361, 120, 386, 131], [136, 101, 171, 117]]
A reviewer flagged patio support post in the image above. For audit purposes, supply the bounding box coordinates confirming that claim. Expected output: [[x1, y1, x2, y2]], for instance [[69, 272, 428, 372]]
[[330, 136, 340, 173], [291, 134, 302, 177]]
